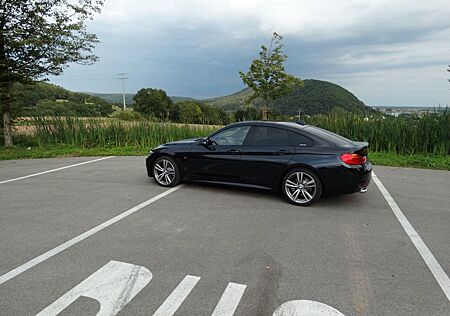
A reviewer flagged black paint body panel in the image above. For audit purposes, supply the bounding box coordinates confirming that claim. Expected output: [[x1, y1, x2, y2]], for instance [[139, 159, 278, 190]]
[[146, 121, 372, 195]]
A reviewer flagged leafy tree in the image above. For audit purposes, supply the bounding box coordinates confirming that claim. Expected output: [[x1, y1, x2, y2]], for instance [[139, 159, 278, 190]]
[[0, 0, 104, 147], [234, 106, 260, 121], [196, 102, 229, 125], [33, 99, 110, 117], [217, 109, 231, 125], [133, 88, 173, 120], [239, 32, 303, 120], [196, 102, 212, 124], [171, 101, 203, 124]]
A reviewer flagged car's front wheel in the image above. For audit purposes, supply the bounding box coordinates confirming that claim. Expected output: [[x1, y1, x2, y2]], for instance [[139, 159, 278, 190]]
[[282, 168, 322, 206], [153, 156, 181, 187]]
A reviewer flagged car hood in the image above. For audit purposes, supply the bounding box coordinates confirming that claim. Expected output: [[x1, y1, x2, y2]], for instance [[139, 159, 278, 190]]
[[164, 138, 201, 146]]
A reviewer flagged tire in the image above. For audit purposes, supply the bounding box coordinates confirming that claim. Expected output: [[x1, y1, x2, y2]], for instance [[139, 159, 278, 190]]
[[152, 156, 181, 187], [282, 167, 322, 206]]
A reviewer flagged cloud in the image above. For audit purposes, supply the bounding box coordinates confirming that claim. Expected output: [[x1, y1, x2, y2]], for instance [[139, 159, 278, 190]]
[[51, 0, 450, 105], [94, 0, 450, 39]]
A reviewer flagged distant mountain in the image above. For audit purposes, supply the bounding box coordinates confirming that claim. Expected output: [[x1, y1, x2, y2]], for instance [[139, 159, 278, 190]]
[[87, 93, 196, 104], [203, 79, 375, 115], [28, 79, 374, 116], [170, 96, 197, 102], [85, 93, 135, 105]]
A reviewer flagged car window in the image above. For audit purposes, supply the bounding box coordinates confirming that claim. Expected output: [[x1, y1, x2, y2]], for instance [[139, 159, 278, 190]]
[[245, 126, 290, 146], [304, 126, 353, 147], [211, 126, 250, 146], [288, 131, 314, 147]]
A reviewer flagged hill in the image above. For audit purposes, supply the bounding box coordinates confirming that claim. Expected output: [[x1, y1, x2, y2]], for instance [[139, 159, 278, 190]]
[[15, 79, 374, 117], [13, 82, 110, 108], [204, 79, 374, 115], [11, 82, 113, 116], [87, 93, 196, 104], [171, 96, 197, 102], [85, 93, 135, 105]]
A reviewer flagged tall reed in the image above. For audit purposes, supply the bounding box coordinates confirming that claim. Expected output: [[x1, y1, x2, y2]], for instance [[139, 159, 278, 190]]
[[306, 109, 449, 155], [25, 116, 217, 149], [9, 111, 450, 155]]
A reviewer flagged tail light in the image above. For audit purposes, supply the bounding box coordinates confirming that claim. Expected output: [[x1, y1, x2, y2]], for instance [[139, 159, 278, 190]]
[[340, 153, 367, 165]]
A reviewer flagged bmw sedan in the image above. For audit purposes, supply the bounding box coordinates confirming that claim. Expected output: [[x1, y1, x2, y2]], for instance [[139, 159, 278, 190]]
[[146, 121, 372, 206]]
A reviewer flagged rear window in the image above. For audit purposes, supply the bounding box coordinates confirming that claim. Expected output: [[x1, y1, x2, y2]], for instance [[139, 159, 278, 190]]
[[288, 132, 314, 147], [304, 126, 353, 147]]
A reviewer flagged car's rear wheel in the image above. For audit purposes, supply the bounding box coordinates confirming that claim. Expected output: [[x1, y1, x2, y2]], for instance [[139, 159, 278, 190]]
[[282, 168, 322, 206], [153, 156, 181, 187]]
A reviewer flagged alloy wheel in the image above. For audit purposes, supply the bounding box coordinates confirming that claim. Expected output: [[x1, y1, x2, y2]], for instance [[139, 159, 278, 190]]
[[284, 171, 317, 204], [154, 159, 176, 186]]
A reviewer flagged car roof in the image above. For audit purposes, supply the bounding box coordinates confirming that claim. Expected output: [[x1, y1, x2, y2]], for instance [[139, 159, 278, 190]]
[[229, 120, 308, 131], [220, 121, 354, 147]]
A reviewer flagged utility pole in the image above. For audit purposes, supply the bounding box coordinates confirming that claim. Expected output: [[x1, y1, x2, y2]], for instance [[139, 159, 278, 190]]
[[298, 107, 302, 120], [117, 73, 129, 110]]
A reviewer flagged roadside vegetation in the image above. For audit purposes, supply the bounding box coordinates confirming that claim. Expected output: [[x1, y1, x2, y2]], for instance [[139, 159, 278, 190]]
[[307, 108, 449, 156], [0, 112, 448, 170]]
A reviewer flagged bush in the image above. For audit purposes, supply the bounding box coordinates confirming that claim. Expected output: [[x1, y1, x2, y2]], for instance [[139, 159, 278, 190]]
[[110, 110, 144, 121]]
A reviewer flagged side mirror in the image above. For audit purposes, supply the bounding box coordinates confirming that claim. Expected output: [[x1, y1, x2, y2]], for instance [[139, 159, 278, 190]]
[[201, 138, 213, 146]]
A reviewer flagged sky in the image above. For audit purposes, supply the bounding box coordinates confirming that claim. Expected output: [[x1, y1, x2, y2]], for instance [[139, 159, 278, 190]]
[[49, 0, 450, 106]]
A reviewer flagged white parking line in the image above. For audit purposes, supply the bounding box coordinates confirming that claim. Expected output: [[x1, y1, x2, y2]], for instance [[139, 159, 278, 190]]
[[0, 156, 115, 184], [372, 172, 450, 302], [0, 185, 184, 286], [153, 275, 201, 316], [211, 282, 247, 316]]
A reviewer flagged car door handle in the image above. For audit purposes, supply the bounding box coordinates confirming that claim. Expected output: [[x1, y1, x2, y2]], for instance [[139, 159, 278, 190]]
[[276, 149, 291, 155], [227, 149, 239, 154]]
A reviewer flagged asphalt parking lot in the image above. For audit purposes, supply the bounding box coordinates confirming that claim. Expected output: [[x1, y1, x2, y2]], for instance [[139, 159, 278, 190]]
[[0, 156, 449, 315]]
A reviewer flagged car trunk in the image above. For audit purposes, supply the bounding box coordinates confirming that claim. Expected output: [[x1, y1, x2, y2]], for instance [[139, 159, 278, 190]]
[[352, 141, 369, 157]]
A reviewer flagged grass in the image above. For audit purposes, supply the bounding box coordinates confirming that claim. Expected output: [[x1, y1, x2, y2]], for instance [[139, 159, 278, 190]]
[[368, 152, 450, 170], [0, 145, 148, 160], [1, 145, 449, 170]]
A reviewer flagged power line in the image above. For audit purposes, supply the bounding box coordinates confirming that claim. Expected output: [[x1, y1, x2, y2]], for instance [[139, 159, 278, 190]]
[[117, 73, 129, 110]]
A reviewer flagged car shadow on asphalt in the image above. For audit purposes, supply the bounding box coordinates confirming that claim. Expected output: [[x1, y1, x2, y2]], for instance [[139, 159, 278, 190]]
[[182, 181, 359, 208]]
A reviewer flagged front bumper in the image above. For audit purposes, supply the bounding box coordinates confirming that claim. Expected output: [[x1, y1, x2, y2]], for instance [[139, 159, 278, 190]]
[[146, 153, 157, 177]]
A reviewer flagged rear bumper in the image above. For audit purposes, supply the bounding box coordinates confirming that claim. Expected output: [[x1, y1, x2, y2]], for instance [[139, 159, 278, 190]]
[[357, 162, 372, 190], [321, 161, 372, 195]]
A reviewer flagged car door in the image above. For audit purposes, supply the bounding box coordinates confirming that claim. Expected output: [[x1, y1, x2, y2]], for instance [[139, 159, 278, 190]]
[[187, 125, 251, 182], [239, 126, 294, 187]]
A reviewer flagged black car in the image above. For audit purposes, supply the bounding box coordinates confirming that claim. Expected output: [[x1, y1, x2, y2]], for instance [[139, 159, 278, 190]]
[[146, 121, 372, 206]]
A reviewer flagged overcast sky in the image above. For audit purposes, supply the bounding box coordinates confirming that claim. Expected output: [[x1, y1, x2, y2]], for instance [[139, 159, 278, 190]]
[[49, 0, 450, 106]]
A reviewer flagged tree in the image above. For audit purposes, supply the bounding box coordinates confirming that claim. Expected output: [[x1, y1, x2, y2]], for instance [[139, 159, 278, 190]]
[[234, 105, 260, 121], [172, 101, 202, 124], [448, 65, 450, 84], [133, 88, 173, 120], [0, 0, 104, 147], [239, 32, 303, 120], [196, 102, 229, 125]]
